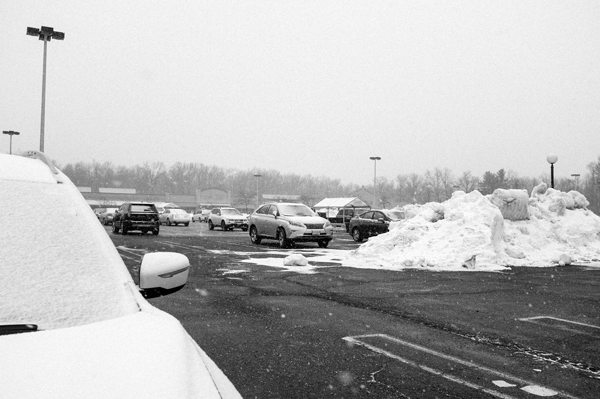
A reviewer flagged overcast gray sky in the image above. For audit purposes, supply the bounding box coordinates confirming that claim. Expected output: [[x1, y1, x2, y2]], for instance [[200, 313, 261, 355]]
[[1, 1, 598, 186]]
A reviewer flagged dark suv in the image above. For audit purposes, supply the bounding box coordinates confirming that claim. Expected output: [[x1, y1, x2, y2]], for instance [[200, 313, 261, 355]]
[[112, 202, 160, 235]]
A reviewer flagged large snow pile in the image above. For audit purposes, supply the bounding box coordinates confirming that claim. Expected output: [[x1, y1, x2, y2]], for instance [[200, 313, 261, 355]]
[[349, 185, 600, 271]]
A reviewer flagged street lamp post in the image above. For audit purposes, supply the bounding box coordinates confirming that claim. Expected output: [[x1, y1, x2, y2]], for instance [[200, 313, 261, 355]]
[[571, 173, 580, 191], [546, 153, 558, 188], [27, 26, 65, 153], [369, 156, 381, 207], [253, 174, 262, 209], [3, 131, 20, 154]]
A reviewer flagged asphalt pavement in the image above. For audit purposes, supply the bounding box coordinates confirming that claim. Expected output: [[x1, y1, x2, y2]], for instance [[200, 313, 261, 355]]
[[108, 222, 600, 398]]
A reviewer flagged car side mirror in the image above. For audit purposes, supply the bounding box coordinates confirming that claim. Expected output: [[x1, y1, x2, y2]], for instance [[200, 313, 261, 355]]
[[271, 211, 277, 218], [139, 252, 190, 298]]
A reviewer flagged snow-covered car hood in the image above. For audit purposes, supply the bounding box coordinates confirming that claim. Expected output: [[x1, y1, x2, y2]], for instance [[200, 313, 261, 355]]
[[0, 307, 241, 399]]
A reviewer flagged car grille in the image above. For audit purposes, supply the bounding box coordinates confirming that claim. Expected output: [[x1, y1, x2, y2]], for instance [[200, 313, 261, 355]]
[[305, 223, 324, 229]]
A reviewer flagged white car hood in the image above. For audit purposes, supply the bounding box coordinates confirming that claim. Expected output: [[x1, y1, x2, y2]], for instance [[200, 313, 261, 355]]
[[0, 307, 241, 399], [285, 215, 328, 225]]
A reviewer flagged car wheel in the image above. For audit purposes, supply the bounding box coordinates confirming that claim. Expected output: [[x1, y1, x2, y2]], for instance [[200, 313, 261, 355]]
[[121, 223, 128, 235], [318, 240, 330, 248], [277, 228, 289, 248], [208, 220, 214, 230], [167, 218, 172, 226], [250, 226, 261, 244], [221, 221, 228, 231], [242, 226, 248, 232], [184, 223, 189, 227], [152, 227, 159, 235], [112, 221, 120, 234], [351, 227, 363, 242]]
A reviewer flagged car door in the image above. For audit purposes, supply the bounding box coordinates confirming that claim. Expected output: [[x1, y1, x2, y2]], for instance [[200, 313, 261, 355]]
[[262, 205, 279, 238], [372, 211, 388, 235], [356, 211, 374, 237]]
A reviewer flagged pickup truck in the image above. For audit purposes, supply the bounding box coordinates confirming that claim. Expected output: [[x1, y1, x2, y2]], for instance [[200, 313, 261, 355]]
[[112, 202, 160, 235]]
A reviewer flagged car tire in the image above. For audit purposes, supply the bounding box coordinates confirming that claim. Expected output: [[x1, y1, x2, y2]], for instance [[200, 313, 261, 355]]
[[351, 227, 363, 242], [318, 240, 330, 248], [221, 221, 227, 231], [112, 221, 120, 234], [152, 227, 159, 236], [121, 223, 128, 235], [250, 226, 261, 245], [208, 220, 214, 230], [277, 228, 290, 248], [184, 223, 189, 227], [242, 226, 248, 232], [167, 219, 172, 226]]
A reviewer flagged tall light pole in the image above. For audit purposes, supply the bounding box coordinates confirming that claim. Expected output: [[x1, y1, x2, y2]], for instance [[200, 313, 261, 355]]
[[571, 173, 580, 191], [369, 156, 381, 207], [254, 174, 262, 208], [546, 153, 558, 188], [3, 131, 20, 154], [27, 26, 65, 153]]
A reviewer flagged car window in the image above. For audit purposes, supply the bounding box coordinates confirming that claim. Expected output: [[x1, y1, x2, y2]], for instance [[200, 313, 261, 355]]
[[384, 210, 404, 221], [267, 205, 278, 215], [256, 205, 269, 214], [361, 211, 374, 219], [131, 204, 157, 212], [0, 156, 139, 330], [222, 208, 242, 216], [172, 209, 186, 214], [373, 212, 385, 220], [277, 204, 315, 217]]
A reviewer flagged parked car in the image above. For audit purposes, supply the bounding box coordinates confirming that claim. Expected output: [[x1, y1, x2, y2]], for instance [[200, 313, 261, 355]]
[[94, 207, 106, 220], [0, 151, 242, 399], [112, 202, 160, 235], [99, 207, 118, 225], [248, 202, 333, 248], [208, 207, 248, 231], [160, 208, 191, 226], [348, 209, 405, 242], [192, 209, 211, 223]]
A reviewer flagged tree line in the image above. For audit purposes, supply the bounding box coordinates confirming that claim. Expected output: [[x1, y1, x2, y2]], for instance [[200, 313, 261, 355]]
[[59, 156, 600, 215]]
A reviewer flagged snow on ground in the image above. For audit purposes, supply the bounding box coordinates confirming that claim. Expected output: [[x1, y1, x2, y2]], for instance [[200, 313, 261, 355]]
[[220, 186, 600, 274]]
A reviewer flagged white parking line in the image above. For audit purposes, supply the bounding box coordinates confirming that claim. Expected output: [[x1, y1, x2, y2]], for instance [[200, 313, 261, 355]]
[[517, 316, 600, 338], [343, 333, 580, 399]]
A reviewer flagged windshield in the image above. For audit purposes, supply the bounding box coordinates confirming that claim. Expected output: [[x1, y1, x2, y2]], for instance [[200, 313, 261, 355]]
[[171, 209, 187, 214], [383, 210, 404, 221], [278, 204, 315, 217], [222, 208, 242, 216]]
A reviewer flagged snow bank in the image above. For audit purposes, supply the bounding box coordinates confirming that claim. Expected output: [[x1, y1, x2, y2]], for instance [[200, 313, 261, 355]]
[[349, 188, 600, 271]]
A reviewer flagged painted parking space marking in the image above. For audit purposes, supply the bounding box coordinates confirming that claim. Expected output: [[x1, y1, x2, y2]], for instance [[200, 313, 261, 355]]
[[517, 316, 600, 338], [343, 333, 581, 398]]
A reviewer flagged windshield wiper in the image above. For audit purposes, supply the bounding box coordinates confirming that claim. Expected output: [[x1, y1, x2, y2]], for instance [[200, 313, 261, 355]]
[[0, 324, 38, 336]]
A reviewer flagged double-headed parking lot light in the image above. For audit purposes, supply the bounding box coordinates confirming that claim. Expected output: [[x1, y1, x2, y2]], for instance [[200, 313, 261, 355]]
[[3, 131, 20, 154], [26, 26, 65, 153], [369, 157, 381, 207]]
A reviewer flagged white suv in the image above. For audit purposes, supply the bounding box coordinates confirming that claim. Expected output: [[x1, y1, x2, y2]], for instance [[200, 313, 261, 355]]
[[0, 151, 241, 398], [208, 207, 248, 231]]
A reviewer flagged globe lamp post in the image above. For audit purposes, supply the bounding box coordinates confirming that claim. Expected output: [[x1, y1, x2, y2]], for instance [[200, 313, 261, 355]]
[[546, 153, 558, 189]]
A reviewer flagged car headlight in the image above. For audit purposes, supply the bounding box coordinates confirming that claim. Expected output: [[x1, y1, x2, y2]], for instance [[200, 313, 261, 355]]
[[288, 220, 305, 228], [323, 221, 332, 228]]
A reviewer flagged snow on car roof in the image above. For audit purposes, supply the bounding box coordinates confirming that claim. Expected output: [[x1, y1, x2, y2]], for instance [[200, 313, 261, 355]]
[[0, 153, 140, 330]]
